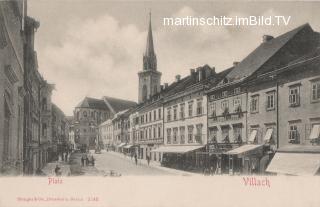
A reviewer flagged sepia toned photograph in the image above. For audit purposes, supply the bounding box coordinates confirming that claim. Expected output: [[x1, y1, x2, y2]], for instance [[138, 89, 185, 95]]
[[0, 0, 320, 206]]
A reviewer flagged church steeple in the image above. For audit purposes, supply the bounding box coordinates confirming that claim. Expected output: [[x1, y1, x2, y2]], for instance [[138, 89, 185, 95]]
[[138, 12, 161, 103], [143, 12, 157, 71]]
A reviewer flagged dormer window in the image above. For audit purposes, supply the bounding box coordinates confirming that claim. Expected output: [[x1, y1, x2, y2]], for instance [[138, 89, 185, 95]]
[[222, 91, 228, 98]]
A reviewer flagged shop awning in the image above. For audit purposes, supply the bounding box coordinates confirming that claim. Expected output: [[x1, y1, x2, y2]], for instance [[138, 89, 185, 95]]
[[151, 145, 204, 153], [310, 124, 320, 139], [248, 130, 257, 143], [224, 144, 263, 157], [263, 128, 273, 143], [266, 152, 320, 176], [117, 143, 126, 148], [123, 144, 133, 149]]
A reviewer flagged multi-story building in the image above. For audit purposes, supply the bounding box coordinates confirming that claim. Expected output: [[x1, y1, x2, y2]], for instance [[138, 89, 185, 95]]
[[23, 15, 45, 175], [136, 98, 163, 161], [205, 23, 320, 175], [262, 25, 320, 175], [112, 109, 130, 152], [98, 119, 113, 150], [39, 81, 54, 167], [51, 104, 69, 161], [153, 65, 228, 171], [0, 1, 26, 175], [73, 96, 136, 149]]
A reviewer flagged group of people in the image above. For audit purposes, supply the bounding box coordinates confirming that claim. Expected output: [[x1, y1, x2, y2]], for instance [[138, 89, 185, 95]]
[[81, 153, 95, 166]]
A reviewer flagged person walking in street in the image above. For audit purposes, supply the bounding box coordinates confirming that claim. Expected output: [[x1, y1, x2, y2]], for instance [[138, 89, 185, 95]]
[[81, 154, 85, 166], [134, 153, 138, 165], [85, 153, 89, 166], [147, 155, 150, 166]]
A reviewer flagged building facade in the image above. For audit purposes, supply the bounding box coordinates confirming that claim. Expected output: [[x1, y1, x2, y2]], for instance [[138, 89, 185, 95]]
[[73, 96, 136, 150], [0, 1, 26, 175]]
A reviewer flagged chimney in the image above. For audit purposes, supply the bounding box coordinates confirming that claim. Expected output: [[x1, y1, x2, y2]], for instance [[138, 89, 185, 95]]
[[175, 75, 181, 82], [233, 61, 239, 67], [263, 35, 274, 43], [164, 83, 169, 89], [160, 85, 164, 91], [190, 69, 195, 75]]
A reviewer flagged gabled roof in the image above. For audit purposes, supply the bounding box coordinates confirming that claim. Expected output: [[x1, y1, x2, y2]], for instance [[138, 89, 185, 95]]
[[76, 97, 109, 110], [102, 96, 137, 113], [226, 23, 316, 81]]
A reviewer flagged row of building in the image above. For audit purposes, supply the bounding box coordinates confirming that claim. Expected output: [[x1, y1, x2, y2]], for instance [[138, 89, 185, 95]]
[[0, 0, 69, 175], [100, 18, 320, 175], [71, 15, 320, 175]]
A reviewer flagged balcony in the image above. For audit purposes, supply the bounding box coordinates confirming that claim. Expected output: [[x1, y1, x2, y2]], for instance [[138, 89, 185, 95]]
[[209, 112, 245, 124]]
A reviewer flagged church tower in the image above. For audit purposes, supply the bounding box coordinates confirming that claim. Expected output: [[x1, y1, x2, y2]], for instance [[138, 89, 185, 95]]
[[138, 12, 161, 103]]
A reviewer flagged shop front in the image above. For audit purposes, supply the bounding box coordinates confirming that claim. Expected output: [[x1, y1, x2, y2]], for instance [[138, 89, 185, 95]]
[[224, 144, 271, 175], [116, 143, 126, 153], [151, 145, 205, 172], [266, 145, 320, 176]]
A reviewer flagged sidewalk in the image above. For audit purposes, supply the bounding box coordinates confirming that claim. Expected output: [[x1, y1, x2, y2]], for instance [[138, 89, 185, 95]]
[[107, 151, 200, 176], [41, 161, 71, 176]]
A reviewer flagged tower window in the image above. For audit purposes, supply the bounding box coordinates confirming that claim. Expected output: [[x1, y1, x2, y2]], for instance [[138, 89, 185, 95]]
[[142, 85, 148, 101]]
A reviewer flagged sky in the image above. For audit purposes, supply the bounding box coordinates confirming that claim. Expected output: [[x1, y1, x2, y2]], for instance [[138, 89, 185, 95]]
[[27, 0, 320, 116]]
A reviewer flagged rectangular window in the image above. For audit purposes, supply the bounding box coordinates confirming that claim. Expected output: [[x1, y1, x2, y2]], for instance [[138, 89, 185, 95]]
[[288, 125, 300, 144], [149, 112, 152, 122], [188, 103, 193, 117], [222, 91, 228, 98], [289, 86, 300, 106], [180, 104, 185, 119], [167, 128, 171, 144], [167, 108, 171, 122], [158, 125, 162, 138], [233, 98, 241, 112], [233, 126, 242, 143], [250, 95, 259, 113], [188, 126, 194, 143], [197, 101, 203, 115], [234, 87, 241, 94], [311, 81, 320, 102], [173, 128, 178, 143], [173, 106, 177, 120], [222, 127, 229, 142], [195, 124, 203, 143], [158, 108, 162, 119], [266, 92, 275, 110], [180, 126, 185, 144], [221, 100, 229, 115], [209, 102, 216, 117], [154, 110, 157, 120], [209, 128, 217, 143]]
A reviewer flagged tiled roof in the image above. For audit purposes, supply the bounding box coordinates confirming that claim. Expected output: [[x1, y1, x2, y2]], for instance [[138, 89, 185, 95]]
[[76, 97, 109, 110], [103, 96, 137, 113], [226, 23, 317, 81]]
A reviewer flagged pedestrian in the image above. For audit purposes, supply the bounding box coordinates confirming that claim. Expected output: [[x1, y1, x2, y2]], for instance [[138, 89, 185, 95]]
[[134, 153, 138, 165], [81, 154, 84, 166], [147, 155, 150, 166], [54, 165, 61, 176], [85, 154, 89, 166]]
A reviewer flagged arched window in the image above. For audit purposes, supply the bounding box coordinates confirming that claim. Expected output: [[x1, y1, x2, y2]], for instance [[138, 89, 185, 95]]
[[83, 111, 87, 117], [142, 85, 147, 101]]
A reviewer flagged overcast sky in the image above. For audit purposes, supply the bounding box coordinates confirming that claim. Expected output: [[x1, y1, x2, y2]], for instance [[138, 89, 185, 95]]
[[28, 0, 320, 116]]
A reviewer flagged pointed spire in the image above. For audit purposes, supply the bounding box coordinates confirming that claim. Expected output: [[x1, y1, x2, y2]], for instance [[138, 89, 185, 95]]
[[143, 11, 157, 71], [145, 11, 155, 56]]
